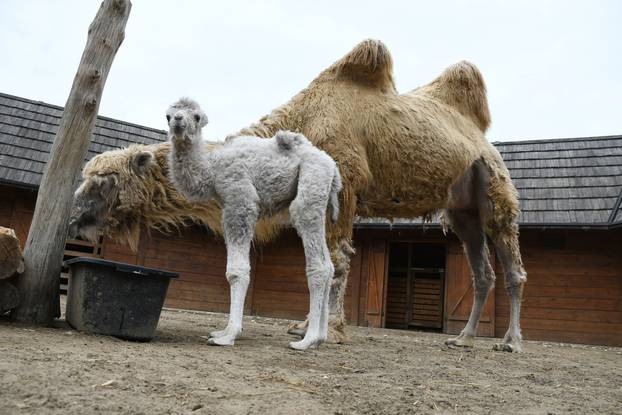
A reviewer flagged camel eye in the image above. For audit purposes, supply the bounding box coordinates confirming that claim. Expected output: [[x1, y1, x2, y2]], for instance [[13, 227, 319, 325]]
[[166, 114, 171, 122], [194, 114, 201, 123]]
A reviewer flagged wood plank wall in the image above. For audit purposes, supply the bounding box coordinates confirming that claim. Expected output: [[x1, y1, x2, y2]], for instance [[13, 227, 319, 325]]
[[495, 230, 622, 347]]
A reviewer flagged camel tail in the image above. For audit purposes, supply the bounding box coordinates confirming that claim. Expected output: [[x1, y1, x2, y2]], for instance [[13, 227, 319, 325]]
[[275, 130, 309, 151], [424, 61, 491, 132], [328, 167, 342, 224]]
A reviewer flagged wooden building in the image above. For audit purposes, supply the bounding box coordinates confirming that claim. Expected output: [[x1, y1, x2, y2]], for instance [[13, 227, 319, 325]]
[[1, 92, 621, 346]]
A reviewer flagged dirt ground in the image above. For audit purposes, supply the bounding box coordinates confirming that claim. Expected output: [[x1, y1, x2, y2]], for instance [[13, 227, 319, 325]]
[[1, 301, 621, 415]]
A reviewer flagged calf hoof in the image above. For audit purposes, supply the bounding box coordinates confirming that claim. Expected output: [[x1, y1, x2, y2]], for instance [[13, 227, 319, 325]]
[[288, 338, 322, 351], [209, 329, 228, 338], [207, 335, 236, 346], [445, 333, 475, 349]]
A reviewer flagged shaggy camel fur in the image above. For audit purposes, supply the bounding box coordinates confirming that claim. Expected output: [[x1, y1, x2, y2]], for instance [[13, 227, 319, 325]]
[[165, 98, 341, 349], [70, 39, 526, 352]]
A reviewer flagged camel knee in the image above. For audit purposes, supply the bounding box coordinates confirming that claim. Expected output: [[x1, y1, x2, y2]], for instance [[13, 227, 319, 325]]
[[474, 277, 494, 296], [308, 260, 333, 282], [473, 263, 495, 295], [304, 260, 332, 293], [505, 272, 526, 297]]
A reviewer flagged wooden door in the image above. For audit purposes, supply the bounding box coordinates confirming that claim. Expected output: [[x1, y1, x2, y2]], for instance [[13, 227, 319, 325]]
[[410, 269, 444, 329], [365, 240, 387, 328], [445, 239, 495, 336]]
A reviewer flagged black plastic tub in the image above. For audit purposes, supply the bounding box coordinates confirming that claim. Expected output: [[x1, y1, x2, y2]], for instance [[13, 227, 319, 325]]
[[64, 257, 179, 341]]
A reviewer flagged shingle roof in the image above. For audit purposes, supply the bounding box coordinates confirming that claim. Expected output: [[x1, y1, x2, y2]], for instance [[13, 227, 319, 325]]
[[495, 136, 622, 228], [1, 92, 621, 228], [0, 92, 166, 188]]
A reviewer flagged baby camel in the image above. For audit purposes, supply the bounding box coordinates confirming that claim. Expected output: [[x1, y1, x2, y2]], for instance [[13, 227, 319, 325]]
[[166, 98, 342, 350]]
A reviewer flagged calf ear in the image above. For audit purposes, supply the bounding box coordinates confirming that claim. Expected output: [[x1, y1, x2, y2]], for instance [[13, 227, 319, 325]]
[[199, 110, 208, 127], [131, 151, 154, 175]]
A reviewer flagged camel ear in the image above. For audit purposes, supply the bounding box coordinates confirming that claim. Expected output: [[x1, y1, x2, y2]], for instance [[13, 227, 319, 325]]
[[131, 151, 154, 175]]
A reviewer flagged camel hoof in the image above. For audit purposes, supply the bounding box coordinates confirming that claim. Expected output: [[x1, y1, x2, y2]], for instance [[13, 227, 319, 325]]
[[492, 341, 523, 353], [445, 334, 475, 349], [287, 327, 306, 337], [325, 326, 347, 344]]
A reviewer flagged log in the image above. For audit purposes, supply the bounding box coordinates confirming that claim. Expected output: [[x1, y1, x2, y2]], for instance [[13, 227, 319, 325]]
[[12, 0, 132, 324], [0, 227, 24, 279]]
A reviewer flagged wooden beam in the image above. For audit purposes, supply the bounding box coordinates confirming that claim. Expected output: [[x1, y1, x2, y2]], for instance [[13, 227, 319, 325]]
[[12, 0, 132, 324]]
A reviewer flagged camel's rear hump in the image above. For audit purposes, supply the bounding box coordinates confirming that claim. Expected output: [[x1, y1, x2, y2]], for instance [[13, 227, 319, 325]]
[[418, 61, 491, 132]]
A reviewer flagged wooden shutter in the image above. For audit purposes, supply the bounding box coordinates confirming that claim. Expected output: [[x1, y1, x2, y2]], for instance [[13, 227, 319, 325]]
[[445, 239, 495, 336], [365, 240, 387, 328]]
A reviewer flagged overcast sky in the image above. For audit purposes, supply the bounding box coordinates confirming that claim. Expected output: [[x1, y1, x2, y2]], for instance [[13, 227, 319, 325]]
[[1, 0, 620, 142]]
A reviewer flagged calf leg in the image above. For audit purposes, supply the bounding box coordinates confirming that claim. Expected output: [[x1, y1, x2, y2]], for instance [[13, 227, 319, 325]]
[[287, 238, 353, 343], [287, 175, 334, 350], [445, 209, 496, 349], [208, 204, 257, 346], [289, 230, 333, 350]]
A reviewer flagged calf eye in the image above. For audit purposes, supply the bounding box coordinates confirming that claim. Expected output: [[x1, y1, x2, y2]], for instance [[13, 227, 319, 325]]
[[166, 115, 171, 122], [194, 114, 201, 123]]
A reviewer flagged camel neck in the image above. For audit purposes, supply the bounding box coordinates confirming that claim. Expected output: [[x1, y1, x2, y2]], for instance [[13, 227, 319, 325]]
[[169, 135, 216, 201]]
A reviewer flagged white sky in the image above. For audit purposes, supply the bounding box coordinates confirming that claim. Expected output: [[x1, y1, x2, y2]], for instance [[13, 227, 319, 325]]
[[1, 0, 620, 142]]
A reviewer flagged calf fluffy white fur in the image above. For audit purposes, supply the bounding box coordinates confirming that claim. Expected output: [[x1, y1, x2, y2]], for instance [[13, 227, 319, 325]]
[[166, 98, 342, 350]]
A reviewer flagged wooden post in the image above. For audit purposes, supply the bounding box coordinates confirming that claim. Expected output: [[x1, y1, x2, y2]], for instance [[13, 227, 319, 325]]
[[12, 0, 132, 324]]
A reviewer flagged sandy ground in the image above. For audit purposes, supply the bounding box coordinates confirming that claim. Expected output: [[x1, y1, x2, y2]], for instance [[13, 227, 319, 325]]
[[1, 303, 621, 415]]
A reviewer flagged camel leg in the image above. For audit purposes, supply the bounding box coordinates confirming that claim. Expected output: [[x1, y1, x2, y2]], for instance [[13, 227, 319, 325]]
[[288, 196, 333, 350], [327, 238, 353, 343], [444, 209, 495, 349], [490, 233, 526, 352], [208, 205, 257, 346]]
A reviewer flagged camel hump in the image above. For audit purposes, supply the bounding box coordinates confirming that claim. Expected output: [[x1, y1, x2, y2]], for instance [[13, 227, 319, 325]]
[[329, 39, 396, 91], [424, 60, 491, 132], [275, 130, 309, 151]]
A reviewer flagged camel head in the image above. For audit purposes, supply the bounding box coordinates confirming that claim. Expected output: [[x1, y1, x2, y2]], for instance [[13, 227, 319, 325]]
[[68, 142, 225, 251], [166, 98, 208, 145], [68, 145, 156, 248]]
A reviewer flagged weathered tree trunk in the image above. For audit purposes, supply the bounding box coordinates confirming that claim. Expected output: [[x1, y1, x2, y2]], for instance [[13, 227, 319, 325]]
[[12, 0, 132, 324]]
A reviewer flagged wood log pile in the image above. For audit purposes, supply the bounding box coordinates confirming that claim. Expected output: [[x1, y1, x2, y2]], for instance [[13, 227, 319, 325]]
[[0, 226, 24, 313]]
